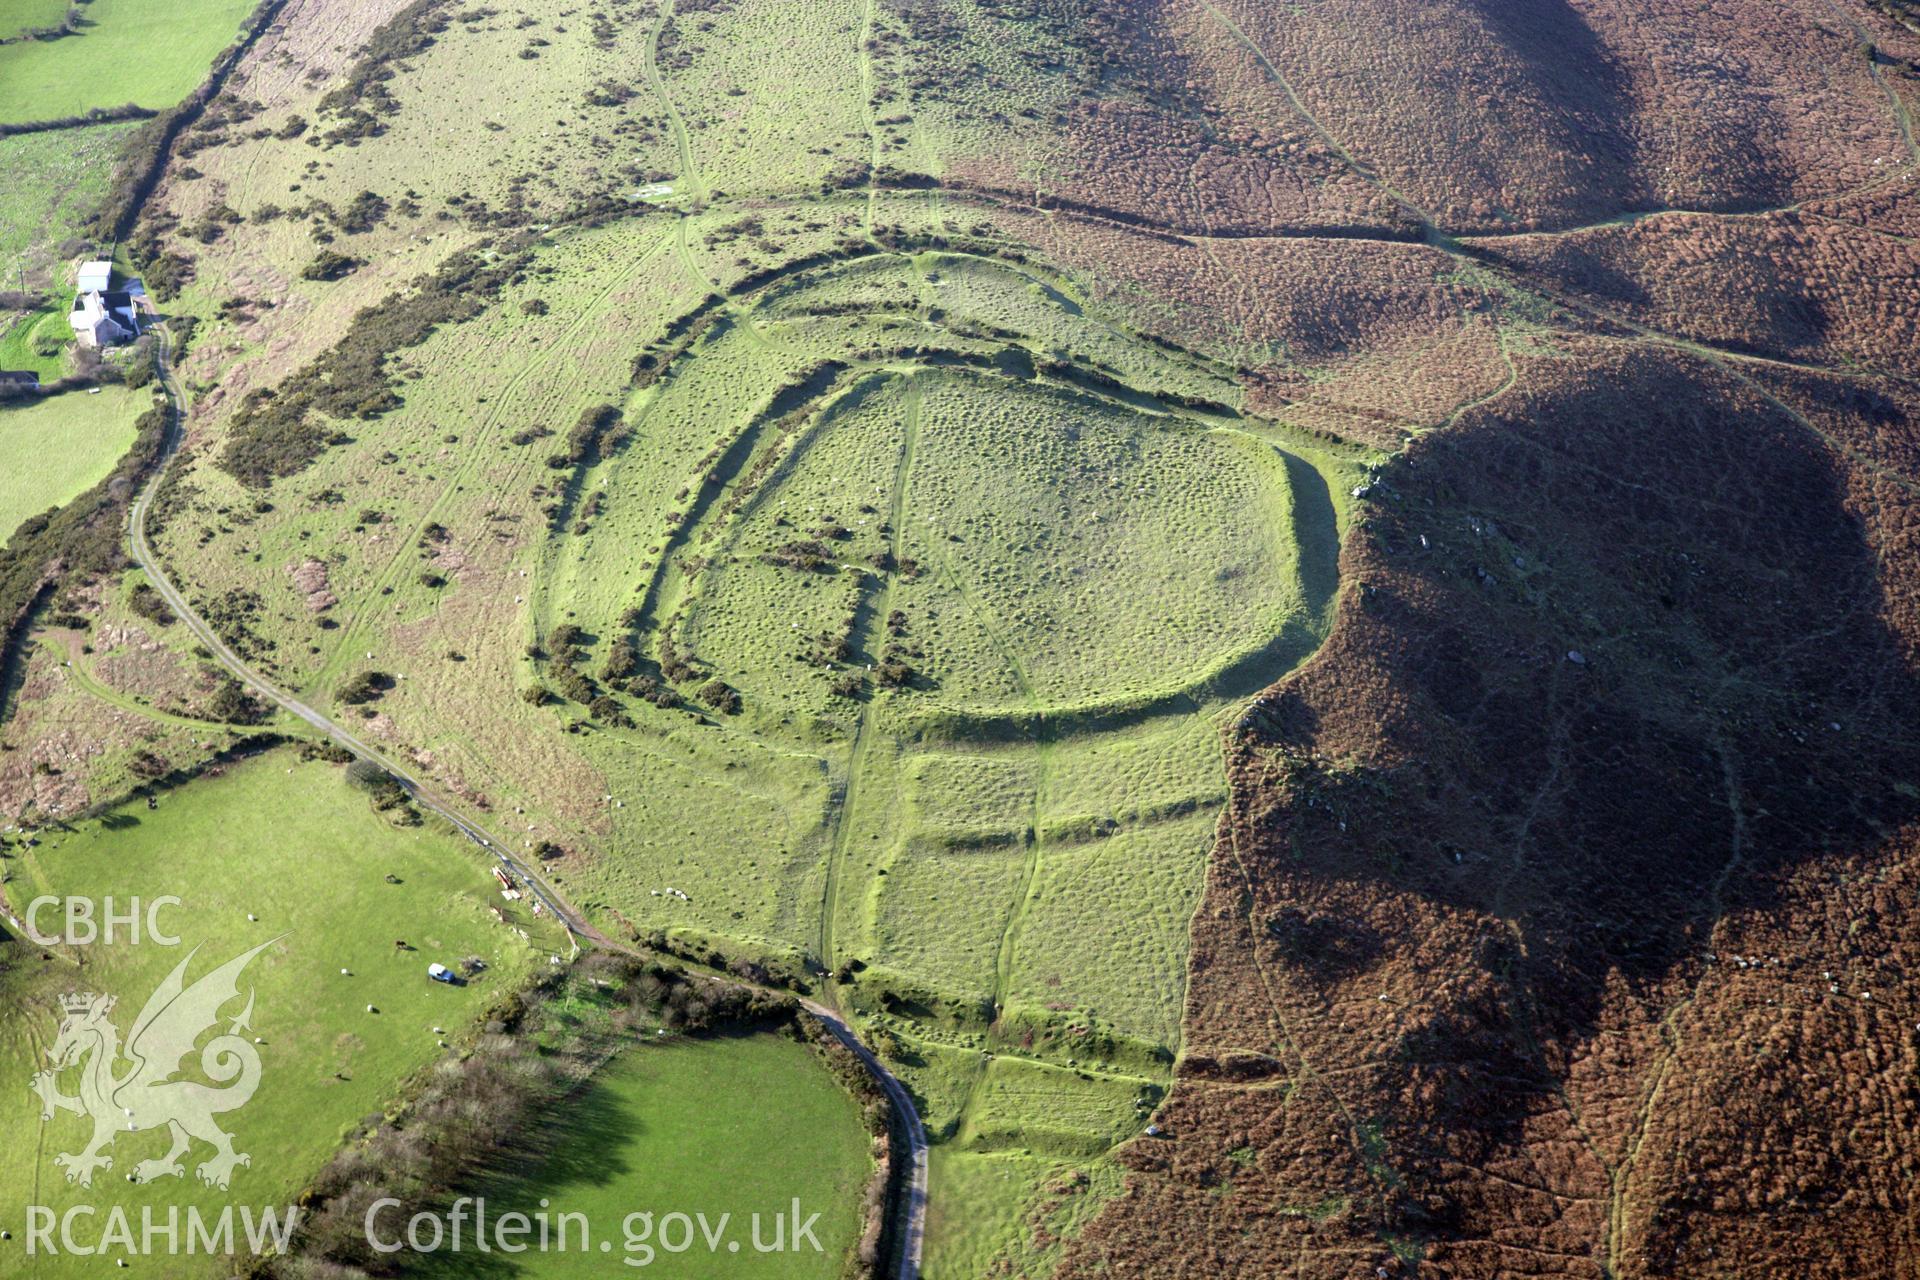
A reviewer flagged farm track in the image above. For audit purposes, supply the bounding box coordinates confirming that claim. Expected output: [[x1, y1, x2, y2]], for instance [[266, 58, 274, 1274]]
[[611, 219, 797, 650], [591, 305, 1343, 1075], [674, 214, 784, 351], [132, 330, 588, 939], [1201, 2, 1430, 226], [916, 478, 1064, 1152], [1824, 0, 1919, 166], [1190, 5, 1920, 409], [893, 181, 1918, 395], [1603, 740, 1750, 1272], [858, 0, 886, 245], [71, 0, 1920, 1269], [817, 373, 921, 983], [620, 327, 791, 649], [1217, 818, 1363, 1138], [924, 166, 1920, 314], [915, 500, 1049, 997], [1207, 0, 1919, 243], [644, 0, 709, 206], [605, 335, 1247, 1173], [802, 994, 928, 1280], [139, 92, 1858, 1274], [129, 323, 932, 1280], [640, 180, 1916, 483], [489, 229, 679, 646]]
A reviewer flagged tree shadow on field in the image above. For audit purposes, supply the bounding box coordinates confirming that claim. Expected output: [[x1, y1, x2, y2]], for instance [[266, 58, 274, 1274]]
[[428, 1072, 641, 1278]]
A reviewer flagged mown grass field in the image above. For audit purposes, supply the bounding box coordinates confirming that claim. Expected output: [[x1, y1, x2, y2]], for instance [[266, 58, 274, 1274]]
[[0, 0, 254, 123], [420, 1033, 874, 1279], [0, 385, 143, 546], [0, 748, 560, 1277], [0, 0, 67, 39]]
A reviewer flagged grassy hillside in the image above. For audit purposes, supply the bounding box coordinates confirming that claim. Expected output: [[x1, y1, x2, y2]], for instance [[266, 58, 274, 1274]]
[[139, 200, 1363, 1271], [96, 1, 1381, 1268], [0, 302, 67, 379], [57, 0, 1920, 1275], [0, 120, 137, 287]]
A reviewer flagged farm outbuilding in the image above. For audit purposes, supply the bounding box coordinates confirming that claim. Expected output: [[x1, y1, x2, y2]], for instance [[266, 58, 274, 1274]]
[[76, 261, 112, 293]]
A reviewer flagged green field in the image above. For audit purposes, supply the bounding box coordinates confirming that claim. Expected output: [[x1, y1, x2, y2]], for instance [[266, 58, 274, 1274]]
[[0, 0, 253, 123], [0, 0, 67, 39], [0, 749, 560, 1277], [0, 385, 143, 546], [0, 301, 68, 379], [420, 1034, 874, 1279], [0, 119, 136, 286]]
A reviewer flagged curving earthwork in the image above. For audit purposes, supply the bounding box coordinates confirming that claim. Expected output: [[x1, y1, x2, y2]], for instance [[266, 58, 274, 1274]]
[[522, 244, 1364, 1269]]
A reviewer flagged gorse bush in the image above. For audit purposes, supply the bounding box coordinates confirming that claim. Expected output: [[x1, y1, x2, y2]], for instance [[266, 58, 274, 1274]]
[[314, 0, 452, 143], [299, 248, 359, 281], [337, 670, 395, 705], [220, 244, 532, 485], [93, 0, 291, 242]]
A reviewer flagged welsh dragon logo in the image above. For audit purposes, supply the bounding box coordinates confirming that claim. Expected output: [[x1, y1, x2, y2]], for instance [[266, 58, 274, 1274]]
[[30, 938, 280, 1189]]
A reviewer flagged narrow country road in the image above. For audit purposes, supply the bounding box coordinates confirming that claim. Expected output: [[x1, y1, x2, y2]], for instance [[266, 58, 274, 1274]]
[[804, 997, 930, 1280], [130, 323, 929, 1280]]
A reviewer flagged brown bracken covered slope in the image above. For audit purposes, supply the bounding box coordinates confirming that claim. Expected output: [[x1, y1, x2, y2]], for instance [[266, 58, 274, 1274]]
[[904, 0, 1920, 1275], [1059, 344, 1920, 1278]]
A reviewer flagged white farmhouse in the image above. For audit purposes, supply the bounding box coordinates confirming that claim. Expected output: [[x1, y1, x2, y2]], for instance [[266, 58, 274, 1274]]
[[70, 289, 141, 347]]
